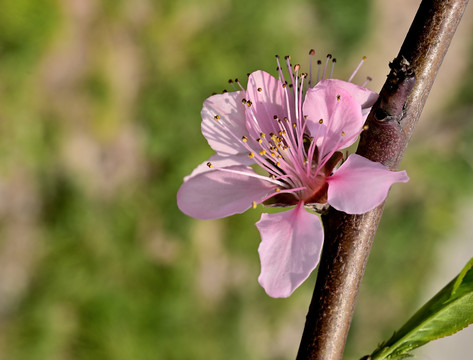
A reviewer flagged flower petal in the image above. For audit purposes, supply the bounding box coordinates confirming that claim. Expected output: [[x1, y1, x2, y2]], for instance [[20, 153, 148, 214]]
[[245, 70, 295, 139], [321, 79, 378, 111], [201, 91, 248, 156], [327, 154, 409, 214], [184, 153, 254, 182], [303, 80, 364, 157], [256, 202, 324, 298], [177, 166, 277, 220]]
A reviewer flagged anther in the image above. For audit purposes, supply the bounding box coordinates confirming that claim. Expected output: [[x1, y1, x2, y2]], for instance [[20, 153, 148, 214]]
[[241, 99, 247, 104], [363, 125, 369, 130], [242, 136, 248, 142], [223, 89, 227, 93], [214, 115, 221, 120], [292, 123, 297, 128], [259, 149, 266, 156], [249, 152, 255, 158], [294, 64, 301, 72], [257, 87, 262, 92], [252, 201, 257, 209], [260, 132, 266, 138], [207, 162, 213, 168], [319, 119, 323, 124], [337, 94, 341, 101], [228, 79, 233, 84], [309, 49, 315, 56], [257, 138, 262, 144], [247, 100, 252, 107], [275, 188, 281, 192], [341, 131, 346, 136]]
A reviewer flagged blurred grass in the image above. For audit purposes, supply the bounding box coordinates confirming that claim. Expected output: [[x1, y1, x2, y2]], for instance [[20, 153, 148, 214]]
[[0, 0, 472, 359]]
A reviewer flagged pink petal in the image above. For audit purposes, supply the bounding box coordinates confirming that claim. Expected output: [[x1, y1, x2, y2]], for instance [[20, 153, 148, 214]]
[[201, 91, 249, 156], [303, 80, 364, 157], [256, 202, 324, 298], [321, 79, 378, 111], [177, 166, 277, 220], [184, 153, 254, 182], [327, 154, 409, 214], [245, 70, 295, 139]]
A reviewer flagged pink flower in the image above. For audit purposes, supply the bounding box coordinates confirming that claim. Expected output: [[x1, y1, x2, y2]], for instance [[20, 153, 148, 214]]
[[177, 53, 409, 298]]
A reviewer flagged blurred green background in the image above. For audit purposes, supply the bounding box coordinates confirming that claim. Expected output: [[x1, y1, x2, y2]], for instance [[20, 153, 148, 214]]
[[1, 0, 473, 359]]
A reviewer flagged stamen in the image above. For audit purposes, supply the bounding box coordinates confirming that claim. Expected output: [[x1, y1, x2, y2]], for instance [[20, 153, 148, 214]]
[[207, 162, 213, 168], [361, 76, 372, 87], [316, 60, 322, 83], [348, 56, 367, 83], [322, 54, 332, 81], [234, 78, 245, 91], [242, 136, 248, 142], [308, 49, 315, 87], [330, 58, 336, 79]]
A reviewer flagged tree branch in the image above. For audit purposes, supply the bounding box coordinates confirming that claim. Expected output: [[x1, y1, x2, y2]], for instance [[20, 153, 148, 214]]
[[296, 1, 470, 359]]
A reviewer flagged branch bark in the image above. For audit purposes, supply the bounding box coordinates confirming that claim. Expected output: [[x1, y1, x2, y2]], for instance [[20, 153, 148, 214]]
[[296, 1, 469, 359]]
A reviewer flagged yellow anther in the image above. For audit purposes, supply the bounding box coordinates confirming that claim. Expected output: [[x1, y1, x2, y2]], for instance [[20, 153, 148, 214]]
[[276, 162, 280, 166], [260, 132, 266, 138], [252, 201, 257, 209], [336, 94, 341, 101], [363, 125, 369, 130], [292, 123, 297, 128], [363, 56, 367, 61], [309, 137, 314, 142], [257, 138, 262, 144], [259, 149, 266, 156], [242, 136, 248, 142], [341, 131, 346, 136], [207, 162, 213, 168], [214, 115, 221, 120], [257, 87, 262, 92], [241, 99, 247, 104], [278, 131, 282, 136], [283, 117, 289, 122], [270, 152, 276, 157], [247, 100, 252, 107], [319, 119, 323, 124], [248, 152, 255, 158], [275, 188, 281, 192]]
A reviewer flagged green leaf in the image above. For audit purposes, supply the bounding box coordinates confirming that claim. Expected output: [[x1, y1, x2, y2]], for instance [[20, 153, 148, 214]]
[[367, 257, 473, 360]]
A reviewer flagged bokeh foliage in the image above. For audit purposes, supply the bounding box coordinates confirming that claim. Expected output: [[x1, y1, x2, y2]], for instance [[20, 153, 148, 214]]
[[0, 0, 472, 359]]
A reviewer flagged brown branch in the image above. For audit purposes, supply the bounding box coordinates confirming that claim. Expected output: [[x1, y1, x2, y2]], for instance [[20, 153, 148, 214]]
[[296, 1, 470, 359]]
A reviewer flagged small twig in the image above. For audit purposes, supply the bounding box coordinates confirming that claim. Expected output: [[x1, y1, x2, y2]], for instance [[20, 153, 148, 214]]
[[296, 1, 469, 359]]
